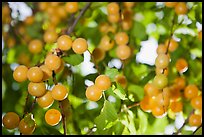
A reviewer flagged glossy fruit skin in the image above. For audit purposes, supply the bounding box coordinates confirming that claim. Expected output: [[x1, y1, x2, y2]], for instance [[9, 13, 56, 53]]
[[36, 91, 54, 108], [95, 75, 111, 91], [45, 109, 62, 126], [51, 84, 68, 101], [189, 114, 202, 127], [28, 39, 43, 54], [107, 2, 119, 15], [165, 39, 178, 52], [115, 32, 129, 45], [170, 101, 183, 112], [174, 77, 186, 90], [140, 96, 151, 112], [116, 45, 131, 60], [157, 44, 167, 54], [28, 82, 46, 97], [184, 84, 199, 99], [45, 54, 61, 70], [108, 13, 120, 23], [151, 105, 166, 117], [165, 2, 178, 8], [144, 83, 159, 97], [153, 74, 168, 89], [54, 59, 64, 73], [191, 95, 202, 110], [86, 85, 103, 101], [99, 35, 115, 51], [155, 53, 169, 69], [13, 65, 28, 82], [19, 119, 36, 135], [72, 38, 88, 54], [65, 2, 78, 13], [155, 67, 169, 76], [43, 30, 58, 43], [3, 112, 20, 129], [175, 58, 188, 73], [123, 2, 135, 9], [155, 93, 170, 109], [40, 64, 53, 81], [57, 35, 72, 51], [175, 2, 188, 15], [27, 67, 44, 83]]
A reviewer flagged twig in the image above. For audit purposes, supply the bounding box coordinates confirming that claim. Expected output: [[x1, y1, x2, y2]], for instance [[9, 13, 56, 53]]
[[67, 2, 91, 35], [22, 92, 30, 118], [127, 102, 140, 109], [59, 101, 67, 135], [86, 126, 97, 135], [173, 109, 195, 135], [87, 49, 101, 75], [29, 97, 37, 112], [193, 124, 202, 135]]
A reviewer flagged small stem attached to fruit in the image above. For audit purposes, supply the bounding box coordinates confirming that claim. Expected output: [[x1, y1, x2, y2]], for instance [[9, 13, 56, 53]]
[[59, 101, 67, 135]]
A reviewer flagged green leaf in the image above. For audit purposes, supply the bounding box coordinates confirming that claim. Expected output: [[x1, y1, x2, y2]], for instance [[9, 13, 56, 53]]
[[104, 67, 119, 82], [136, 108, 148, 134], [68, 94, 83, 109], [94, 100, 118, 132], [113, 83, 127, 100], [194, 127, 202, 135], [62, 54, 84, 66], [131, 21, 147, 40], [127, 84, 144, 102]]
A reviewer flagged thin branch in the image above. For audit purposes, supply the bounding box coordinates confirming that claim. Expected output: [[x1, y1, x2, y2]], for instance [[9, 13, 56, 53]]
[[127, 102, 140, 109], [67, 2, 91, 35], [193, 124, 202, 135], [173, 109, 195, 135], [22, 92, 30, 118], [86, 126, 97, 135], [59, 101, 67, 135], [29, 97, 37, 112]]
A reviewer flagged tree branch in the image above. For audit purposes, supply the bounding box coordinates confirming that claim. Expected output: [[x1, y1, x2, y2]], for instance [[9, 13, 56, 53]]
[[59, 101, 67, 135], [67, 2, 91, 35]]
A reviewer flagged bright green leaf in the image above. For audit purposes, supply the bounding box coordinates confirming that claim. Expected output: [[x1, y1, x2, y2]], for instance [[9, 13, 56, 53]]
[[62, 54, 84, 66]]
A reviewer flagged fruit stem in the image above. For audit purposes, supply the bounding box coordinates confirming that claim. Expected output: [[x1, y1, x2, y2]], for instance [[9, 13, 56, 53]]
[[67, 2, 91, 35], [59, 101, 67, 135]]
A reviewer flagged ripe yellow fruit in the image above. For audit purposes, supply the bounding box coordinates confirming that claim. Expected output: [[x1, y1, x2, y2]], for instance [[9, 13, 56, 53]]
[[107, 2, 119, 15], [65, 2, 78, 13], [86, 85, 103, 101], [37, 91, 54, 108], [95, 75, 111, 91], [13, 65, 28, 82], [28, 82, 46, 97], [45, 54, 61, 70], [72, 38, 88, 54], [116, 45, 131, 60], [51, 84, 68, 101], [57, 35, 72, 51], [45, 109, 62, 126], [3, 112, 20, 129], [27, 67, 44, 83], [28, 39, 43, 54]]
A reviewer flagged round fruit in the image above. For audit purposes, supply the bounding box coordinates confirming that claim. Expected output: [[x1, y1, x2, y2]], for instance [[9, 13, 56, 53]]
[[175, 2, 188, 15], [2, 112, 20, 129], [153, 74, 168, 89], [45, 54, 61, 70], [57, 35, 72, 51], [72, 38, 88, 54], [92, 47, 106, 62], [165, 39, 178, 52], [123, 2, 135, 9], [155, 67, 169, 76], [198, 31, 202, 41], [189, 114, 202, 127], [28, 82, 46, 97], [170, 101, 183, 113], [95, 75, 111, 91], [43, 30, 58, 43], [175, 58, 188, 73], [184, 84, 199, 99], [108, 13, 120, 23], [13, 65, 28, 82], [155, 93, 170, 109], [40, 64, 53, 81], [156, 44, 167, 54], [65, 2, 78, 13], [99, 35, 115, 51], [174, 77, 186, 90], [28, 39, 43, 54], [19, 119, 36, 135], [51, 84, 68, 101], [165, 2, 178, 8], [115, 32, 129, 45], [190, 95, 202, 110], [151, 105, 166, 117], [115, 74, 127, 89], [144, 83, 160, 97], [85, 85, 103, 101], [107, 2, 119, 15], [140, 96, 151, 112], [54, 59, 64, 73], [155, 53, 169, 69], [116, 45, 131, 60], [45, 109, 62, 126], [24, 16, 34, 25], [36, 91, 54, 108], [27, 67, 44, 83]]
